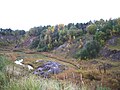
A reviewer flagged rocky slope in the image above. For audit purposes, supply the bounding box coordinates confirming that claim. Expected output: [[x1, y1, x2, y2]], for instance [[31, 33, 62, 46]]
[[100, 36, 120, 60]]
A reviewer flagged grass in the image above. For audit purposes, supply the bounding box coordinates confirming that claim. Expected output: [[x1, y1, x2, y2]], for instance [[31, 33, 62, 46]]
[[96, 86, 111, 90], [3, 74, 112, 90], [108, 45, 120, 50], [0, 54, 83, 90], [0, 55, 11, 89], [0, 52, 115, 90], [4, 75, 84, 90], [0, 54, 113, 90], [0, 55, 11, 70]]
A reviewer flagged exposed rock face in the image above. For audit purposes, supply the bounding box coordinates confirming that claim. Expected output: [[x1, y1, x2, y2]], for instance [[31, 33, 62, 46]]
[[111, 52, 120, 60], [22, 36, 36, 48], [107, 36, 119, 46], [33, 61, 66, 78], [100, 47, 120, 61], [100, 36, 120, 61], [100, 47, 115, 58]]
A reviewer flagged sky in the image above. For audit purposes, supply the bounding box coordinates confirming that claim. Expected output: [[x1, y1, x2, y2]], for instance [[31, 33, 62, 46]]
[[0, 0, 120, 31]]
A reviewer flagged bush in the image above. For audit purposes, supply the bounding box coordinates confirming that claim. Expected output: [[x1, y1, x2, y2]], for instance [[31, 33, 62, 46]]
[[30, 39, 39, 49], [87, 24, 97, 35], [94, 31, 106, 46], [85, 40, 100, 58], [75, 40, 100, 59], [75, 48, 89, 60], [37, 46, 48, 52]]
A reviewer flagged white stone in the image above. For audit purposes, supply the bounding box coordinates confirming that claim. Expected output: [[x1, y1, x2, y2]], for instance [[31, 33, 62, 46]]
[[14, 59, 24, 66], [27, 65, 33, 70]]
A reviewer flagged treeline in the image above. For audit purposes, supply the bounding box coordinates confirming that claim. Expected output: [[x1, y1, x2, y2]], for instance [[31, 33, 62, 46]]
[[0, 28, 26, 36], [28, 21, 92, 51], [0, 28, 26, 47], [74, 18, 120, 59], [1, 18, 119, 59], [28, 18, 120, 59]]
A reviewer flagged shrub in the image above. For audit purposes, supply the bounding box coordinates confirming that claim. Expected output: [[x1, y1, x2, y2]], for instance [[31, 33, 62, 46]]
[[37, 46, 48, 52], [75, 40, 100, 59], [94, 31, 106, 46], [30, 39, 39, 49], [85, 40, 100, 58], [87, 24, 97, 35], [75, 48, 89, 60]]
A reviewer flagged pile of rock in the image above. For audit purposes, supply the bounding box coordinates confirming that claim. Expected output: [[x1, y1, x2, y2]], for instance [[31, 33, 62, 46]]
[[14, 59, 66, 78], [33, 61, 66, 78]]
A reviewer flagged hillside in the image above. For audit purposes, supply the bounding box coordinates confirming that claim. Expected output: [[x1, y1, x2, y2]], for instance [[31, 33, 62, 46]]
[[100, 36, 120, 60], [21, 18, 120, 60], [0, 18, 120, 90], [0, 29, 26, 49]]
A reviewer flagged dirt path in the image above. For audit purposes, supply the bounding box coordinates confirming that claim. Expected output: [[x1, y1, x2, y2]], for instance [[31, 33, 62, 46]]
[[0, 49, 80, 69], [40, 52, 80, 69]]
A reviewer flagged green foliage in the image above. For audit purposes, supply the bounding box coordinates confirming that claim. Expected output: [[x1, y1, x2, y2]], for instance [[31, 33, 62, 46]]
[[37, 45, 48, 52], [28, 18, 120, 54], [85, 40, 100, 58], [0, 71, 9, 89], [30, 39, 39, 49], [0, 56, 10, 71], [68, 30, 84, 37], [4, 75, 82, 90], [96, 85, 111, 90], [94, 31, 106, 46], [87, 24, 97, 34], [75, 48, 89, 60], [0, 42, 5, 46], [114, 18, 120, 34], [75, 40, 100, 59], [0, 56, 11, 89], [29, 21, 89, 52], [28, 26, 44, 36], [0, 28, 26, 46]]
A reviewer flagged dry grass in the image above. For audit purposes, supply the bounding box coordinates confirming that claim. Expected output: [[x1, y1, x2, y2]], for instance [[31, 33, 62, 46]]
[[4, 75, 85, 90], [1, 49, 120, 89]]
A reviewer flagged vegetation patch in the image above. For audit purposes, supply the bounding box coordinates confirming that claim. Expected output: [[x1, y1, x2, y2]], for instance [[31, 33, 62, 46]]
[[74, 40, 100, 59]]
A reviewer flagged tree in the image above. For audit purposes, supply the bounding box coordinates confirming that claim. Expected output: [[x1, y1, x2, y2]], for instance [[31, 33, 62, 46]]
[[67, 23, 76, 30], [85, 40, 100, 58], [75, 48, 89, 60], [114, 18, 120, 34], [75, 40, 100, 59], [30, 39, 39, 49], [95, 31, 106, 46], [75, 23, 81, 29], [87, 24, 97, 35]]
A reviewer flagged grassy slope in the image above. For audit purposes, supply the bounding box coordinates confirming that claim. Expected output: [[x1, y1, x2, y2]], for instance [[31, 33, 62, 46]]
[[1, 47, 120, 90], [4, 75, 85, 90]]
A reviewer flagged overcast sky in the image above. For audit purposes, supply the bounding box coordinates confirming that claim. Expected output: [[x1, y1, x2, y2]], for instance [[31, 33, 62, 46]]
[[0, 0, 120, 31]]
